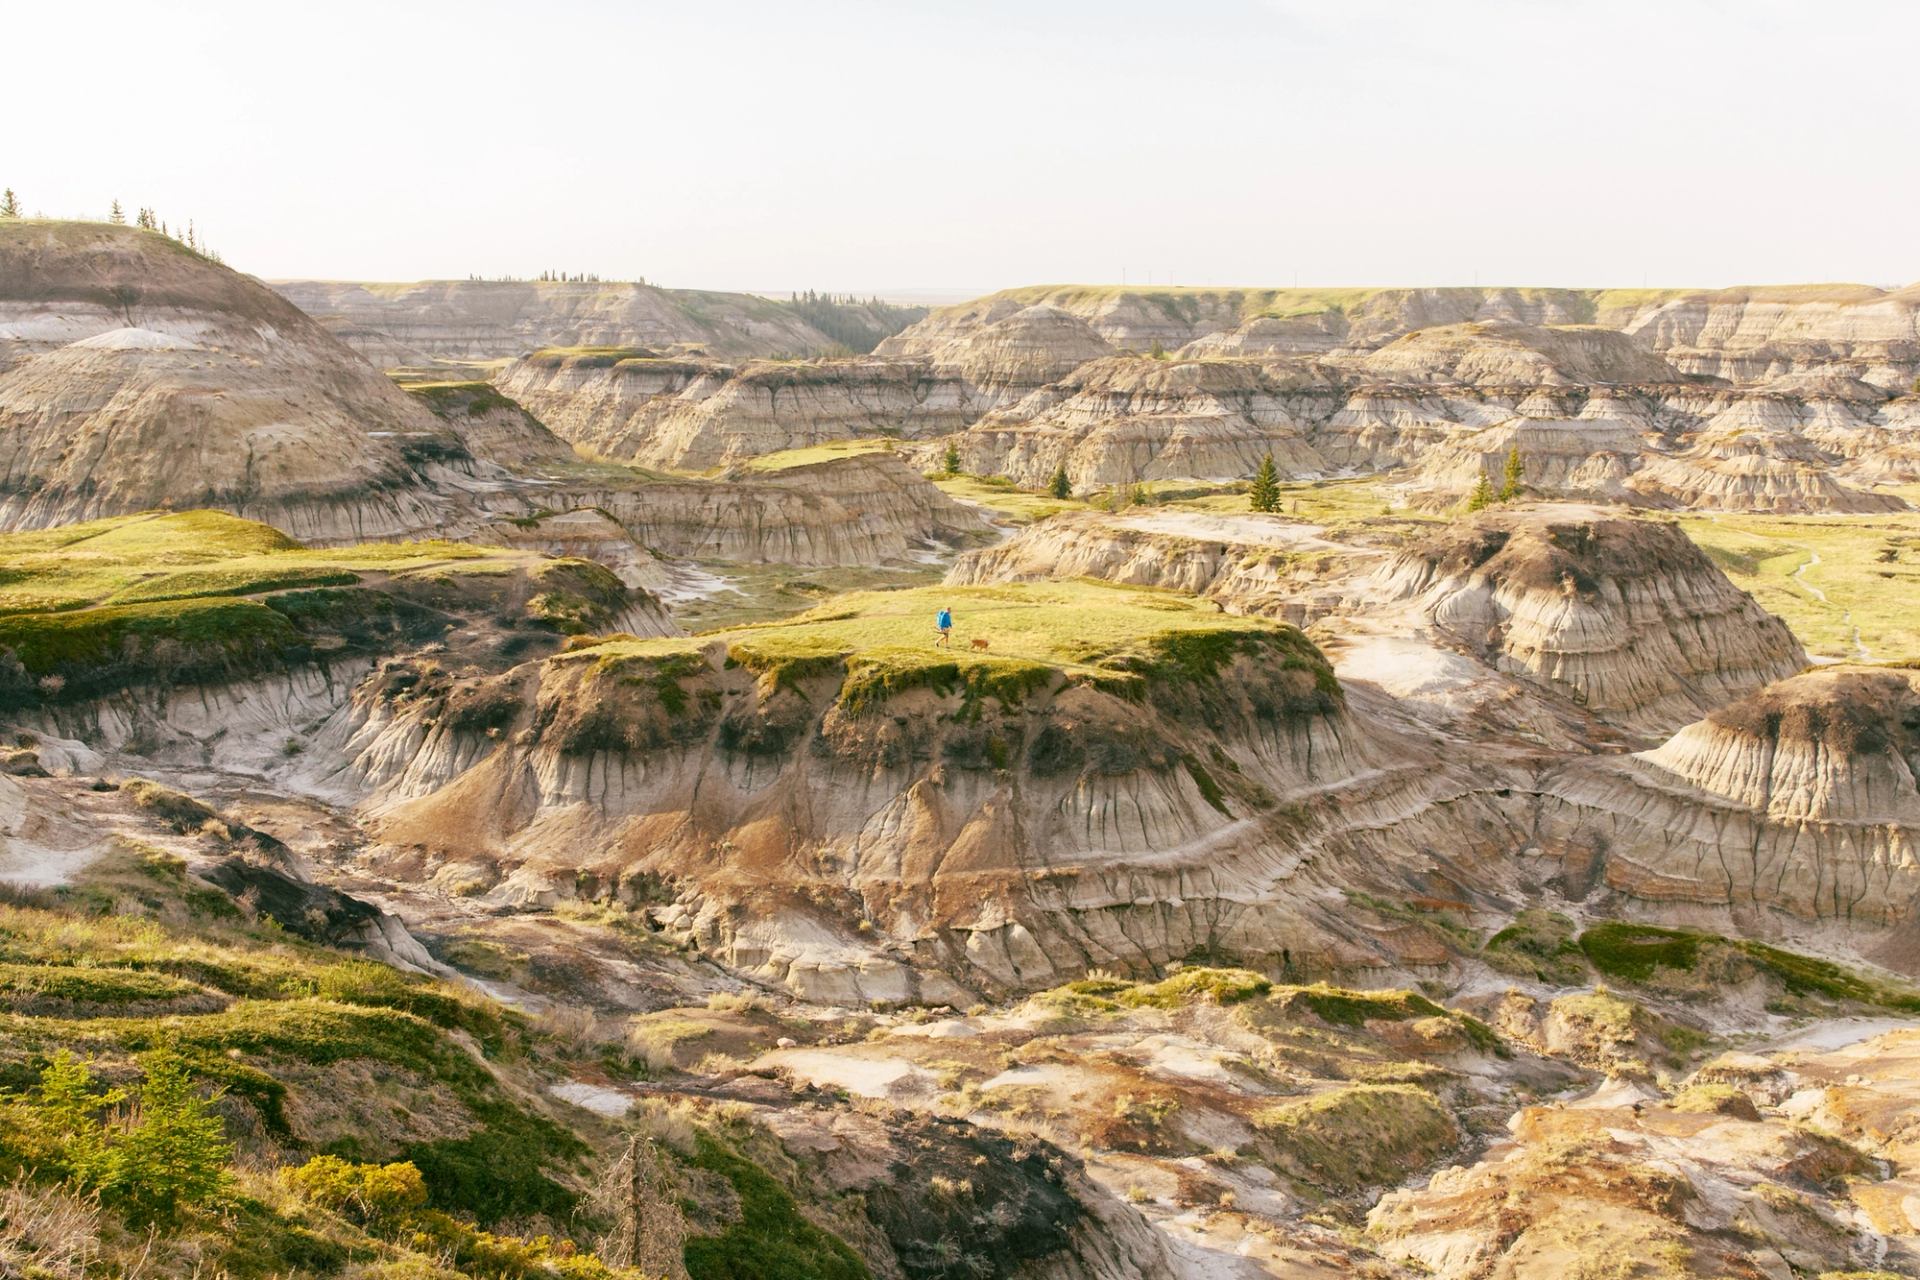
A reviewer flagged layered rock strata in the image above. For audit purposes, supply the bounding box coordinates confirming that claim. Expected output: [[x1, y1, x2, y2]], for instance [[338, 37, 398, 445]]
[[1535, 668, 1920, 927]]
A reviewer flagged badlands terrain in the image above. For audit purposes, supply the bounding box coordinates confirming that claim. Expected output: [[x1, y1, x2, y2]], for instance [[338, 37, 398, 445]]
[[2, 217, 1920, 1280]]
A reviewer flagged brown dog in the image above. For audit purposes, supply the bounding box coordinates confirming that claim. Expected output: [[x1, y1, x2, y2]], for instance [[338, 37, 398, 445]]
[[969, 637, 990, 651]]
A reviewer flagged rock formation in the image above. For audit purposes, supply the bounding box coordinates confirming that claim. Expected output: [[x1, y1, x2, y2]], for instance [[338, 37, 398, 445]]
[[1536, 668, 1920, 929], [1360, 507, 1808, 734], [519, 451, 994, 566], [496, 351, 978, 470], [948, 355, 1335, 491]]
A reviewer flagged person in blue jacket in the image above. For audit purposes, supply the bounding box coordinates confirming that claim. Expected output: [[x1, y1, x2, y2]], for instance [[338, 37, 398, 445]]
[[935, 605, 953, 648]]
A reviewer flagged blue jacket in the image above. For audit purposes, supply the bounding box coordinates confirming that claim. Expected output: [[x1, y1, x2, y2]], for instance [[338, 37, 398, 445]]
[[937, 610, 952, 629]]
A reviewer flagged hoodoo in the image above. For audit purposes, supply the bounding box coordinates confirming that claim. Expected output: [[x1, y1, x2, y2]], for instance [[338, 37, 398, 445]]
[[1364, 507, 1808, 734], [1537, 668, 1920, 927]]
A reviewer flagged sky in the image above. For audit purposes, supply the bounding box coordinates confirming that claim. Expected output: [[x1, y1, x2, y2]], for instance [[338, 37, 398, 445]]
[[6, 0, 1917, 296]]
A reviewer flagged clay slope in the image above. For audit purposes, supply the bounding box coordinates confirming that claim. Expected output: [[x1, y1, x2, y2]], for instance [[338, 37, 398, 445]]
[[523, 451, 994, 566], [950, 355, 1336, 491], [1536, 668, 1920, 927], [272, 278, 913, 360], [1365, 508, 1807, 734], [0, 222, 483, 541]]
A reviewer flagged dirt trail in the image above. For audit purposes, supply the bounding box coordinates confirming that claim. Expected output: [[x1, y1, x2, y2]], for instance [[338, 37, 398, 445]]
[[1790, 547, 1871, 661]]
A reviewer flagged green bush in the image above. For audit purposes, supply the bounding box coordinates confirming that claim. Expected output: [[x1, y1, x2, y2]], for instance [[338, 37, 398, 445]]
[[285, 1154, 428, 1223]]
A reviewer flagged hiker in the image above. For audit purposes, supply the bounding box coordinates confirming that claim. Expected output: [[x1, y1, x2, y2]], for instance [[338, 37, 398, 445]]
[[935, 605, 953, 648]]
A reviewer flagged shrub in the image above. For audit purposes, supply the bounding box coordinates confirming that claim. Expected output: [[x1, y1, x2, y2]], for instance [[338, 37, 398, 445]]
[[285, 1154, 428, 1224]]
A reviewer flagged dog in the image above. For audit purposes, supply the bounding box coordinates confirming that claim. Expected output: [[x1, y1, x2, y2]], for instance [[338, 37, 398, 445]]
[[969, 637, 991, 651]]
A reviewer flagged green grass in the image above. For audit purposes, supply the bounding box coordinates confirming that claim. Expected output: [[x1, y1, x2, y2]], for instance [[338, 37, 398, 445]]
[[0, 510, 593, 703], [394, 378, 520, 420], [1173, 476, 1433, 530], [0, 510, 511, 617], [1672, 505, 1920, 662], [0, 862, 583, 1227], [735, 438, 898, 472], [1579, 922, 1920, 1011], [566, 581, 1319, 713]]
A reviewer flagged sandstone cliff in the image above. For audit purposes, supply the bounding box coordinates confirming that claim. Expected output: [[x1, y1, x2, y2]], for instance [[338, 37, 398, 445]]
[[496, 351, 978, 470]]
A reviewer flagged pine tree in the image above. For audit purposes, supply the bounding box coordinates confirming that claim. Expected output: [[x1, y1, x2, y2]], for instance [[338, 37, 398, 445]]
[[1466, 473, 1496, 512], [1049, 465, 1072, 500], [942, 440, 961, 476], [1248, 453, 1281, 513], [0, 188, 19, 218], [109, 199, 125, 224], [1498, 446, 1524, 502]]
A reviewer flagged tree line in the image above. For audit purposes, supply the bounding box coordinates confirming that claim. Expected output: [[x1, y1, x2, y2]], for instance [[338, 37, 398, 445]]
[[784, 289, 926, 354], [0, 189, 222, 263]]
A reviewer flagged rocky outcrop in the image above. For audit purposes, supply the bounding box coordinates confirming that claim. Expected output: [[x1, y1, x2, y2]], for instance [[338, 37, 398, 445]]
[[524, 451, 995, 566], [0, 222, 520, 542], [497, 352, 978, 470], [493, 308, 1109, 473], [258, 591, 1519, 1003], [942, 355, 1335, 491], [271, 278, 906, 360], [397, 379, 573, 467], [1364, 508, 1807, 734], [1536, 668, 1920, 926], [1626, 426, 1911, 513], [947, 508, 1353, 621]]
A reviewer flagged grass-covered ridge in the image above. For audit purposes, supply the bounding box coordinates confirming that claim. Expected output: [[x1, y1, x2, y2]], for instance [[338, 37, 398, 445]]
[[563, 580, 1336, 716], [0, 510, 628, 703]]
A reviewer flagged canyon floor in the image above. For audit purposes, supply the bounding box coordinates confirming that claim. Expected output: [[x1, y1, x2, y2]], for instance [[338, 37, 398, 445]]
[[3, 221, 1920, 1280]]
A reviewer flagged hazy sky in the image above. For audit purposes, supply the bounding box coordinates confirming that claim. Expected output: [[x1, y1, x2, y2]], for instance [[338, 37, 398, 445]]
[[8, 0, 1917, 295]]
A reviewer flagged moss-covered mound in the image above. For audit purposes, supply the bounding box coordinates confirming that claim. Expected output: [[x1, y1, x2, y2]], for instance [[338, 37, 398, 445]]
[[562, 580, 1339, 725], [0, 510, 638, 705]]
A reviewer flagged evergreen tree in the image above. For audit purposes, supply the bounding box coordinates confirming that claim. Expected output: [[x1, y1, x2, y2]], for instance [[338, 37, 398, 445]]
[[1049, 465, 1072, 500], [1248, 453, 1281, 513], [109, 199, 125, 224], [106, 1046, 233, 1225], [942, 440, 961, 476], [0, 188, 19, 218], [1498, 446, 1524, 502], [1466, 473, 1496, 512]]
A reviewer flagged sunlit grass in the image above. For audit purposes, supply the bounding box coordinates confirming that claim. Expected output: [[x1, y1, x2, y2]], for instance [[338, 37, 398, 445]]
[[1672, 503, 1920, 662], [931, 474, 1089, 523]]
